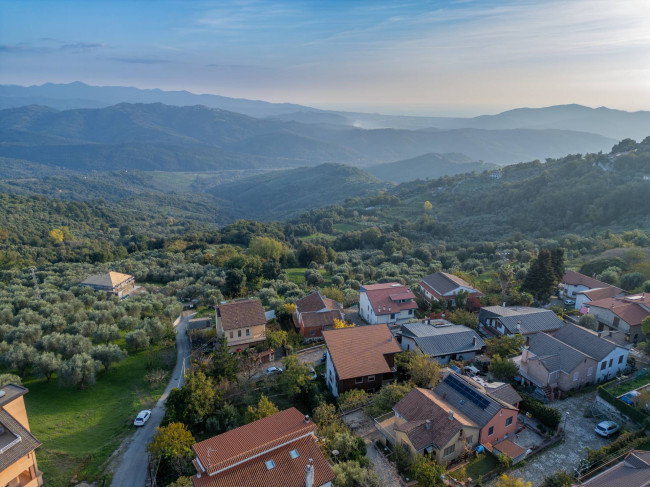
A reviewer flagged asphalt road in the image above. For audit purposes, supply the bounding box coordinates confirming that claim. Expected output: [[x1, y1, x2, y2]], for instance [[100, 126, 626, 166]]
[[110, 312, 191, 487]]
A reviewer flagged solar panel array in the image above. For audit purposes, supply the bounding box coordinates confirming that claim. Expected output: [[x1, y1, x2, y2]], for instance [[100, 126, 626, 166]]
[[444, 375, 490, 410]]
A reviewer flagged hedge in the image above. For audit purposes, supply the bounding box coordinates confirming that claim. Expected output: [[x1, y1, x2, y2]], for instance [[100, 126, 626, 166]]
[[597, 386, 649, 426], [520, 394, 562, 429]]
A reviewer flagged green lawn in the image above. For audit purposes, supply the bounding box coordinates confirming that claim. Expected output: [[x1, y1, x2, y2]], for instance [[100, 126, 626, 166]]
[[466, 453, 498, 482], [301, 233, 336, 242], [286, 267, 329, 285], [607, 373, 650, 397], [333, 222, 363, 232], [24, 344, 173, 486]]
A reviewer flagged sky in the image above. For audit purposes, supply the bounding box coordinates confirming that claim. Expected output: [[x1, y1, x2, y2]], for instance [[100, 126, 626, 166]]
[[1, 0, 650, 116]]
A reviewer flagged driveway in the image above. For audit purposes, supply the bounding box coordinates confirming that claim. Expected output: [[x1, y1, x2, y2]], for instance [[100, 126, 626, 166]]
[[249, 344, 326, 381], [495, 392, 609, 486], [109, 312, 191, 487]]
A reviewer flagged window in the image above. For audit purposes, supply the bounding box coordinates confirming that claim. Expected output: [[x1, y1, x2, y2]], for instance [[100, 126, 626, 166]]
[[506, 417, 513, 426], [465, 436, 472, 444], [390, 313, 396, 320], [229, 331, 233, 339], [601, 361, 606, 370], [608, 359, 613, 367], [618, 355, 624, 364], [443, 445, 456, 457], [573, 372, 579, 382], [310, 329, 315, 337], [613, 317, 620, 327], [245, 329, 250, 336], [265, 460, 275, 470], [238, 330, 242, 337], [587, 367, 593, 376], [408, 309, 414, 315], [368, 375, 375, 382], [289, 449, 299, 459], [355, 377, 364, 384], [488, 426, 494, 436]]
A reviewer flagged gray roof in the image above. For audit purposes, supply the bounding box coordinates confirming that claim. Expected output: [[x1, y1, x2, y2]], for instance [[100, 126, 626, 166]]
[[486, 384, 523, 407], [420, 272, 478, 296], [480, 306, 564, 334], [433, 373, 512, 427], [552, 323, 618, 361], [581, 450, 650, 487], [0, 407, 42, 473], [527, 332, 591, 373], [401, 323, 485, 357]]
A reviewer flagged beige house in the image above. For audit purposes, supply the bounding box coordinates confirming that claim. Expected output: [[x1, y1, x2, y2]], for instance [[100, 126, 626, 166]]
[[0, 384, 43, 487], [216, 299, 267, 351], [80, 271, 135, 298]]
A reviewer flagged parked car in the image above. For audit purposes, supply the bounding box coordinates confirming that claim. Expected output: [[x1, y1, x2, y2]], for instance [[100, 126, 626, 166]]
[[134, 409, 152, 426], [594, 420, 620, 437], [564, 299, 576, 306], [266, 366, 283, 375]]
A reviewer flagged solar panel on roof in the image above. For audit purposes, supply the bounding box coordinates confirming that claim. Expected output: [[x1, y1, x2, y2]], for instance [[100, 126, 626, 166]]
[[444, 375, 490, 410]]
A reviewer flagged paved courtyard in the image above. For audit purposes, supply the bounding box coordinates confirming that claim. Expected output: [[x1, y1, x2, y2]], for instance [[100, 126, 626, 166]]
[[493, 392, 610, 486]]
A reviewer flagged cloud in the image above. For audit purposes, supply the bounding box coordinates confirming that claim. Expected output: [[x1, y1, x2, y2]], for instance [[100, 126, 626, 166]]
[[60, 42, 105, 51], [108, 57, 171, 64]]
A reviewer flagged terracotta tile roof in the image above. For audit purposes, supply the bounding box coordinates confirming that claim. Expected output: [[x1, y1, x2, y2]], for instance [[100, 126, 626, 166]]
[[580, 450, 650, 487], [579, 286, 624, 301], [493, 439, 526, 460], [361, 283, 417, 316], [216, 299, 266, 331], [563, 270, 612, 289], [295, 293, 327, 313], [80, 271, 133, 288], [393, 388, 477, 451], [322, 297, 342, 311], [192, 408, 316, 475], [323, 325, 401, 380], [192, 436, 334, 487], [587, 296, 650, 326], [301, 309, 344, 329]]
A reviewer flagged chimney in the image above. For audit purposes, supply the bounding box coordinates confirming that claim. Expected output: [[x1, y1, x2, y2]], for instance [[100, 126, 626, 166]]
[[425, 420, 431, 430], [389, 335, 393, 342], [525, 336, 530, 348], [448, 410, 454, 420], [306, 459, 314, 487], [502, 301, 506, 307], [473, 336, 478, 347], [516, 320, 521, 333], [304, 415, 310, 423], [427, 319, 431, 325], [388, 307, 391, 312]]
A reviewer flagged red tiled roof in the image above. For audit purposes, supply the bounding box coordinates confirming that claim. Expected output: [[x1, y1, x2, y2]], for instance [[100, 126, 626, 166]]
[[563, 270, 612, 289], [322, 297, 342, 311], [580, 286, 624, 301], [361, 283, 417, 315], [192, 436, 334, 487], [493, 439, 526, 459], [587, 296, 650, 326], [295, 293, 327, 313], [192, 408, 316, 475], [301, 309, 344, 329], [216, 299, 266, 331], [323, 325, 401, 380]]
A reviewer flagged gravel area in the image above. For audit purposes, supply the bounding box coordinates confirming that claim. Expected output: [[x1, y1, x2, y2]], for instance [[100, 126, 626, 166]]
[[493, 392, 610, 486]]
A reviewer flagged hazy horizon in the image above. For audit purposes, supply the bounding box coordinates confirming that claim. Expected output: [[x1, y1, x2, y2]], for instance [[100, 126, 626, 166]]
[[1, 0, 650, 117]]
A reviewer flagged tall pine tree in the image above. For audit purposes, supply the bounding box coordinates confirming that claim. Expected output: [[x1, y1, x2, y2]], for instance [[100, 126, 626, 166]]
[[522, 249, 557, 303]]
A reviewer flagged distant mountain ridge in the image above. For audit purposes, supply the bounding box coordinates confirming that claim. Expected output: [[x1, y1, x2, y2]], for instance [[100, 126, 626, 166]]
[[0, 102, 616, 171], [2, 82, 649, 140], [367, 153, 496, 183]]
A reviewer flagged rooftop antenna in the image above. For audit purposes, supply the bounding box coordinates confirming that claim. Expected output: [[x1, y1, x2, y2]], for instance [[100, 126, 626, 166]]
[[29, 267, 41, 300]]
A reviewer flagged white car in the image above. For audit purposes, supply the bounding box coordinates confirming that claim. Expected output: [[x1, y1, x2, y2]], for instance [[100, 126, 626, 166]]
[[595, 420, 619, 437], [134, 409, 152, 426], [309, 367, 318, 380], [564, 299, 576, 306], [266, 366, 283, 375]]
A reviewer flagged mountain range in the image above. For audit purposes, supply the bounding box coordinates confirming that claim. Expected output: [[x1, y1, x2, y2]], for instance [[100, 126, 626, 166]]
[[0, 102, 615, 171]]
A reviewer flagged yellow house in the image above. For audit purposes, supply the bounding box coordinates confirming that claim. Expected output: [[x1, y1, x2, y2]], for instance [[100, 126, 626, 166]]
[[216, 299, 267, 351], [0, 384, 43, 487]]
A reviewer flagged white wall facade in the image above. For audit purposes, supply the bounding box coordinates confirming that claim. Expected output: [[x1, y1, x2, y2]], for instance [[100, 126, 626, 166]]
[[595, 347, 629, 382], [325, 352, 339, 397], [360, 291, 414, 324], [564, 283, 590, 298]]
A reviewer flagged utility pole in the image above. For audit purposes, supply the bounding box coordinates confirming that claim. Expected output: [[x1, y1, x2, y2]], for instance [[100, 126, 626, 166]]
[[30, 267, 41, 299]]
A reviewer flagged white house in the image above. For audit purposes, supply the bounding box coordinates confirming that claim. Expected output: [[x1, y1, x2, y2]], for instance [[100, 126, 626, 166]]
[[575, 286, 624, 310], [359, 283, 417, 324], [562, 270, 616, 302]]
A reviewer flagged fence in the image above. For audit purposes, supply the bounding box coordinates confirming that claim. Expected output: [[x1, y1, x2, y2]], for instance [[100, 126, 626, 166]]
[[597, 386, 649, 425]]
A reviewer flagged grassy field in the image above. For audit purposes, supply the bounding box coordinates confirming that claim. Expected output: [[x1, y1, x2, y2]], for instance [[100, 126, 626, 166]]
[[465, 452, 498, 480], [24, 344, 173, 486], [286, 267, 330, 286], [332, 222, 364, 232]]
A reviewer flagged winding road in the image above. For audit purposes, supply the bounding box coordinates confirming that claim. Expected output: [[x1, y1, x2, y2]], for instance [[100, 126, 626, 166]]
[[109, 312, 191, 487]]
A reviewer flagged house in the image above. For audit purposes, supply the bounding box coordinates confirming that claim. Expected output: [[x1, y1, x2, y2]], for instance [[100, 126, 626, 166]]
[[215, 298, 267, 352], [585, 294, 650, 344], [432, 372, 520, 444], [293, 292, 344, 339], [399, 321, 485, 364], [418, 272, 483, 306], [479, 306, 565, 336], [190, 407, 334, 487], [516, 333, 598, 396], [491, 439, 527, 464], [79, 271, 135, 298], [359, 283, 418, 325], [575, 450, 650, 487], [390, 387, 481, 464], [0, 384, 43, 487], [323, 325, 401, 397], [552, 323, 630, 382], [575, 286, 625, 311], [562, 271, 616, 301]]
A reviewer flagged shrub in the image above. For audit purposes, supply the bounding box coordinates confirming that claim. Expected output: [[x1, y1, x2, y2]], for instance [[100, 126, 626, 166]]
[[520, 395, 562, 429]]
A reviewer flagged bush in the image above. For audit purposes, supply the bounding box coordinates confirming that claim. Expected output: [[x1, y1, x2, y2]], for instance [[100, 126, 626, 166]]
[[520, 395, 562, 429]]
